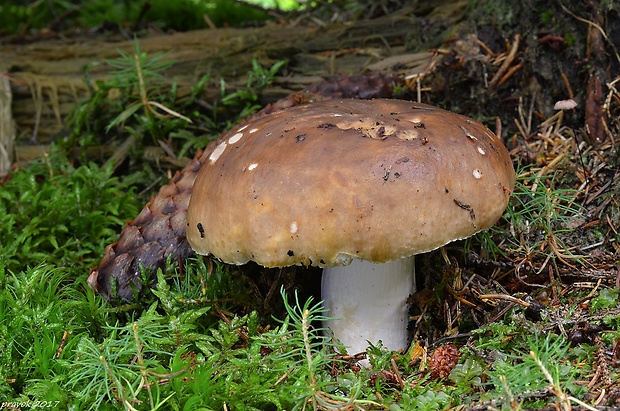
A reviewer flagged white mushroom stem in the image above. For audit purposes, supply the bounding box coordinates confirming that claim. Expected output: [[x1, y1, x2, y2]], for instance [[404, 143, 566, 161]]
[[321, 257, 416, 356]]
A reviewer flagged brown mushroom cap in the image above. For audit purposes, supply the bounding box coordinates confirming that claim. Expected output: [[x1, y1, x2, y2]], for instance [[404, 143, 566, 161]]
[[187, 99, 515, 267]]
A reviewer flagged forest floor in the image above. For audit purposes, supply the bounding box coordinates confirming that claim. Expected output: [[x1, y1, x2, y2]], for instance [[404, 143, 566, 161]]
[[2, 1, 620, 409]]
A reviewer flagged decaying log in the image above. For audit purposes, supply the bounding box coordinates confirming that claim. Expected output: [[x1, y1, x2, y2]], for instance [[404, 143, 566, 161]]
[[0, 63, 15, 176], [1, 5, 454, 146]]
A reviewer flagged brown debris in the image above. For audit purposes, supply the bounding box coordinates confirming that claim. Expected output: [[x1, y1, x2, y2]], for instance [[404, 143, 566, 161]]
[[487, 34, 521, 91], [578, 0, 609, 145], [585, 71, 606, 145], [429, 344, 460, 380]]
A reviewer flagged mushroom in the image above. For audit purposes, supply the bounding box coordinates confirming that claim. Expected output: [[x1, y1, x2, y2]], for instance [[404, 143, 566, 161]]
[[186, 98, 515, 355]]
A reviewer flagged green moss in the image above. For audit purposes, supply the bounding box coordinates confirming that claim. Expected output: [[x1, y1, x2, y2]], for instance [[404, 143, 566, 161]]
[[0, 0, 273, 35], [0, 150, 141, 276]]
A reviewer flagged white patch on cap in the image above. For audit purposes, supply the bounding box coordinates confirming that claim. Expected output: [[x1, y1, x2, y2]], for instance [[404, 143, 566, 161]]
[[290, 222, 298, 234], [249, 128, 258, 134], [473, 169, 482, 179], [238, 124, 249, 131], [228, 132, 243, 144], [405, 116, 422, 124], [248, 163, 258, 171], [477, 146, 486, 155], [333, 113, 343, 117], [398, 130, 420, 140], [460, 125, 478, 141], [209, 141, 227, 163]]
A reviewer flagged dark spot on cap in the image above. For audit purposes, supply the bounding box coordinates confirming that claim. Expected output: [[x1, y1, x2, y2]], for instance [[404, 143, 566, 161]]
[[320, 259, 325, 264], [317, 123, 336, 129], [296, 134, 306, 143], [454, 198, 476, 221], [413, 122, 425, 129], [287, 250, 294, 256], [196, 223, 205, 239]]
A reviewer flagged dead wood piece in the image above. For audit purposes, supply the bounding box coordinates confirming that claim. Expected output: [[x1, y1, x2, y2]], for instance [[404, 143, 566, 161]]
[[366, 51, 437, 72], [487, 34, 520, 91], [0, 68, 15, 176], [577, 0, 610, 145], [586, 72, 606, 145], [103, 135, 136, 171], [14, 144, 119, 165], [3, 5, 467, 147]]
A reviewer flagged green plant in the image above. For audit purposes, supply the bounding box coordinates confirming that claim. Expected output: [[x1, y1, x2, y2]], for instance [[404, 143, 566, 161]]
[[590, 287, 619, 310], [262, 290, 334, 409], [493, 166, 585, 265], [539, 9, 555, 24], [67, 43, 287, 162], [146, 0, 273, 30], [0, 266, 73, 397], [528, 349, 598, 411], [0, 150, 141, 275], [220, 59, 287, 119], [75, 0, 142, 29], [0, 1, 82, 33], [0, 0, 276, 35], [258, 288, 376, 410], [105, 40, 191, 136], [243, 0, 301, 11], [6, 270, 378, 410], [484, 333, 587, 408], [390, 389, 451, 411], [66, 39, 200, 151], [66, 305, 180, 410], [449, 357, 484, 390]]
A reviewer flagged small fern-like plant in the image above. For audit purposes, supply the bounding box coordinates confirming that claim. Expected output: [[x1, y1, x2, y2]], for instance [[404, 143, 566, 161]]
[[66, 304, 177, 410], [480, 164, 586, 266], [220, 59, 287, 119], [261, 289, 332, 410], [105, 39, 191, 134], [259, 288, 376, 411], [484, 332, 587, 409]]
